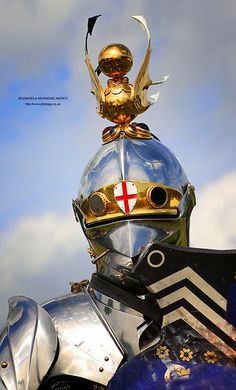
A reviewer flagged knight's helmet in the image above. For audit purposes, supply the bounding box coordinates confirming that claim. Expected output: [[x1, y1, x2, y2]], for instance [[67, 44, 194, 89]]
[[73, 15, 196, 288]]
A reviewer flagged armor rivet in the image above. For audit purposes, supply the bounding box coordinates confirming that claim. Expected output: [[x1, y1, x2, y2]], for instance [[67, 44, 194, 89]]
[[104, 356, 109, 361], [99, 367, 104, 372], [1, 361, 8, 369]]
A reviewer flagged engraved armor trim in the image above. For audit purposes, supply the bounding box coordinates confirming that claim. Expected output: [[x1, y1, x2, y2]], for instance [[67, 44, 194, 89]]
[[42, 289, 124, 386]]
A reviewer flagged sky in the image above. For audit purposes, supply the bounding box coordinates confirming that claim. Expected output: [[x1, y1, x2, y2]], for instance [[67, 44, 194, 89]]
[[0, 0, 236, 326]]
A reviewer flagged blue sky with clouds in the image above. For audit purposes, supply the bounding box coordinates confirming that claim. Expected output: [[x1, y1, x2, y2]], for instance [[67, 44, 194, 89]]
[[0, 0, 236, 324]]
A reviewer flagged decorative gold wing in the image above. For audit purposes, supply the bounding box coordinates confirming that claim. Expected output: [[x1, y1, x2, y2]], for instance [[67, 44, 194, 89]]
[[85, 16, 105, 117], [132, 15, 169, 114]]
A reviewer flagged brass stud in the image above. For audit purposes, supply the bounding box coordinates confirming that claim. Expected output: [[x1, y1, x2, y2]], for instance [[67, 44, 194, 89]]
[[104, 356, 109, 361], [1, 361, 8, 369], [99, 367, 104, 372]]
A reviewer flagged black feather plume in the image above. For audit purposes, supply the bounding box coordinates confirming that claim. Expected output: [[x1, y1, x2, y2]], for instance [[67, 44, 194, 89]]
[[85, 15, 101, 54], [88, 15, 101, 36]]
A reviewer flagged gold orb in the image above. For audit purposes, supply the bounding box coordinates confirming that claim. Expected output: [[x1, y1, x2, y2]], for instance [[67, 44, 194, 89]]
[[98, 44, 133, 78]]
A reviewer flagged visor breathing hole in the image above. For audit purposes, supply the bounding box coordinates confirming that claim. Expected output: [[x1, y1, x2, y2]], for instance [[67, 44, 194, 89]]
[[148, 186, 168, 208], [89, 192, 108, 216]]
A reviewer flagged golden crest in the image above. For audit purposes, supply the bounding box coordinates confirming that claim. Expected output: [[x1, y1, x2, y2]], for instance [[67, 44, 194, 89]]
[[85, 15, 169, 129]]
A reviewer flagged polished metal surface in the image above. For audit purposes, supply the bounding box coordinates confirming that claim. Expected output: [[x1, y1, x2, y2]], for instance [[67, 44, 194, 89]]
[[86, 219, 186, 259], [78, 137, 188, 202], [0, 296, 57, 390], [0, 377, 6, 389], [42, 288, 124, 386], [91, 289, 160, 357]]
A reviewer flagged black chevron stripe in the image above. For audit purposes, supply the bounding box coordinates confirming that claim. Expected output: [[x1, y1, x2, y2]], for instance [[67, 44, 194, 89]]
[[161, 299, 236, 351]]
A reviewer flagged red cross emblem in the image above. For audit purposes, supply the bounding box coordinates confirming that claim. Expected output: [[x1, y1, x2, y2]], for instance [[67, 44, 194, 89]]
[[114, 181, 137, 214]]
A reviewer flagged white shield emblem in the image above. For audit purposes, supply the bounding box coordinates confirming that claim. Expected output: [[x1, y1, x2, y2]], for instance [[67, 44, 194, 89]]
[[114, 181, 137, 214]]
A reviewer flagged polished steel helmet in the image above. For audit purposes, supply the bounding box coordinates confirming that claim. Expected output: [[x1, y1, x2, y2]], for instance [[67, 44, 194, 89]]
[[73, 15, 196, 286], [73, 129, 195, 281]]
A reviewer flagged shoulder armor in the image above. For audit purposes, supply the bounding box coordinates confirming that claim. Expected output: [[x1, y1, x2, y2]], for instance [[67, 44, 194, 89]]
[[0, 296, 57, 389], [42, 288, 124, 386]]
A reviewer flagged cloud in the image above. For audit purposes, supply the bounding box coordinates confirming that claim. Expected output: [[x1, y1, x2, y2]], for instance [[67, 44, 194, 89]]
[[0, 211, 90, 287], [0, 211, 94, 325], [190, 170, 236, 249], [0, 0, 80, 76]]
